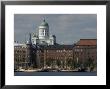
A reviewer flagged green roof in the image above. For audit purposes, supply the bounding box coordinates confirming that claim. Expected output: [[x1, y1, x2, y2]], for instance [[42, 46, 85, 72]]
[[40, 19, 49, 26]]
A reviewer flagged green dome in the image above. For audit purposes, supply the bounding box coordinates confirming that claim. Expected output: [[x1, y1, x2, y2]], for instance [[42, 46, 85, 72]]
[[40, 19, 49, 26]]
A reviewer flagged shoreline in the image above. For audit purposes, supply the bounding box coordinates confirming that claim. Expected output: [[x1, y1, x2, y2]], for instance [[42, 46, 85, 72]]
[[14, 69, 96, 72]]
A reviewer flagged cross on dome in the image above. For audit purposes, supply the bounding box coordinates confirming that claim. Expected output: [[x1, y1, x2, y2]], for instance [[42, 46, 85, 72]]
[[43, 18, 45, 22]]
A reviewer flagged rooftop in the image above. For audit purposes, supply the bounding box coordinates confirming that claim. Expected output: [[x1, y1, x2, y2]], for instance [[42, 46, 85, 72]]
[[43, 45, 73, 50], [75, 39, 97, 46]]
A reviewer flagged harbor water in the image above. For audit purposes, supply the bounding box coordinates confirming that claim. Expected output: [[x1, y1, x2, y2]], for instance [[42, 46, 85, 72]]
[[15, 71, 97, 76]]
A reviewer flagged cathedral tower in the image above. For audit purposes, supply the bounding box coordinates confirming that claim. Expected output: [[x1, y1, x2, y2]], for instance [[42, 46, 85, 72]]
[[38, 19, 49, 39]]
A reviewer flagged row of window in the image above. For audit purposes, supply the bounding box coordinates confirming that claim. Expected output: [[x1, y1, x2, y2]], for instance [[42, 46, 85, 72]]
[[15, 55, 30, 58], [15, 58, 26, 62], [46, 54, 72, 57], [46, 57, 73, 60], [14, 46, 28, 48], [74, 52, 96, 55], [74, 48, 96, 52], [46, 50, 72, 53], [15, 50, 26, 53]]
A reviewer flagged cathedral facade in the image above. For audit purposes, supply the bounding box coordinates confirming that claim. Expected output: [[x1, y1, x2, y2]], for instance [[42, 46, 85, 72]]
[[31, 19, 56, 45]]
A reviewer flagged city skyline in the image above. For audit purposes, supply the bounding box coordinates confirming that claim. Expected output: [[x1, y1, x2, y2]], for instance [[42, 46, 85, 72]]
[[14, 14, 97, 44]]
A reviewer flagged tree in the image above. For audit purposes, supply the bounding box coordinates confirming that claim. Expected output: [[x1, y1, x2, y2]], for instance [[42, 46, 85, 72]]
[[56, 59, 61, 67], [84, 57, 95, 71]]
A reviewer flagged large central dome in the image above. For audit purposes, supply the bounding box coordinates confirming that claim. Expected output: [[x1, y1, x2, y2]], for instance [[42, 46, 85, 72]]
[[40, 19, 49, 27]]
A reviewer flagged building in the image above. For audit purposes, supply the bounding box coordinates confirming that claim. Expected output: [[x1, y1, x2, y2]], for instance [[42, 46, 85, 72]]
[[14, 34, 37, 70], [73, 39, 97, 70], [43, 45, 73, 69], [31, 19, 56, 45]]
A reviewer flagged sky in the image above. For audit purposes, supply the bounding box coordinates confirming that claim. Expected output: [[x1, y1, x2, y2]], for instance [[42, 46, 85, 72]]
[[14, 14, 97, 44]]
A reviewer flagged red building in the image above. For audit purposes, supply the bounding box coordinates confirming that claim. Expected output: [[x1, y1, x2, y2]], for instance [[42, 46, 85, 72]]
[[73, 39, 97, 69], [36, 45, 74, 69], [14, 39, 97, 71]]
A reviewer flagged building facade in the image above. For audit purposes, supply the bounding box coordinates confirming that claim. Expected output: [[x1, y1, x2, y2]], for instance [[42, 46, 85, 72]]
[[14, 39, 97, 70], [42, 45, 73, 69], [73, 39, 97, 70], [14, 42, 37, 69]]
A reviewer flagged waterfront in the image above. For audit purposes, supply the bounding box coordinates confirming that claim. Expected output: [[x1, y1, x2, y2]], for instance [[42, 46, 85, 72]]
[[14, 16, 97, 77], [14, 71, 97, 76]]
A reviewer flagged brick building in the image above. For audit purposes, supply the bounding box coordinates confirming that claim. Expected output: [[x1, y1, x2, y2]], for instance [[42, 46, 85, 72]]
[[43, 45, 73, 69], [14, 39, 97, 70], [14, 43, 37, 70], [73, 39, 97, 69]]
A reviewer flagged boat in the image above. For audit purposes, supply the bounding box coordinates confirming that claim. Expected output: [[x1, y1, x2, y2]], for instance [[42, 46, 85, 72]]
[[16, 67, 25, 72], [77, 67, 87, 72], [24, 69, 37, 72]]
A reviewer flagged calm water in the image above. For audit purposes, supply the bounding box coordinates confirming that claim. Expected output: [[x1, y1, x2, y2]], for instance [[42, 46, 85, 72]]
[[15, 71, 97, 76]]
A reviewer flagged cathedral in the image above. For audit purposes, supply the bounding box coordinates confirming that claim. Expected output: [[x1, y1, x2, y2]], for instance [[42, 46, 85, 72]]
[[31, 19, 56, 45]]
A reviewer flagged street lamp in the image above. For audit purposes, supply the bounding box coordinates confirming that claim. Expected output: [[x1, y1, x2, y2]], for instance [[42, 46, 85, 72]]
[[77, 57, 79, 63], [76, 57, 79, 69]]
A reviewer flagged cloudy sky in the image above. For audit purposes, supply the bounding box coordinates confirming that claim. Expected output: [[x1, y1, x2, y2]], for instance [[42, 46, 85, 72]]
[[14, 14, 97, 44]]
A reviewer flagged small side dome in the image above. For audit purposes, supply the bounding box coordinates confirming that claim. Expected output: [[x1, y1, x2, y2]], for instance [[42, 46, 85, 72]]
[[40, 19, 49, 27]]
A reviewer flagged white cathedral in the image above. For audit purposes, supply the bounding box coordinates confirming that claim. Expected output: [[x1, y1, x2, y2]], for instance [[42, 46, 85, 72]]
[[31, 19, 56, 45]]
